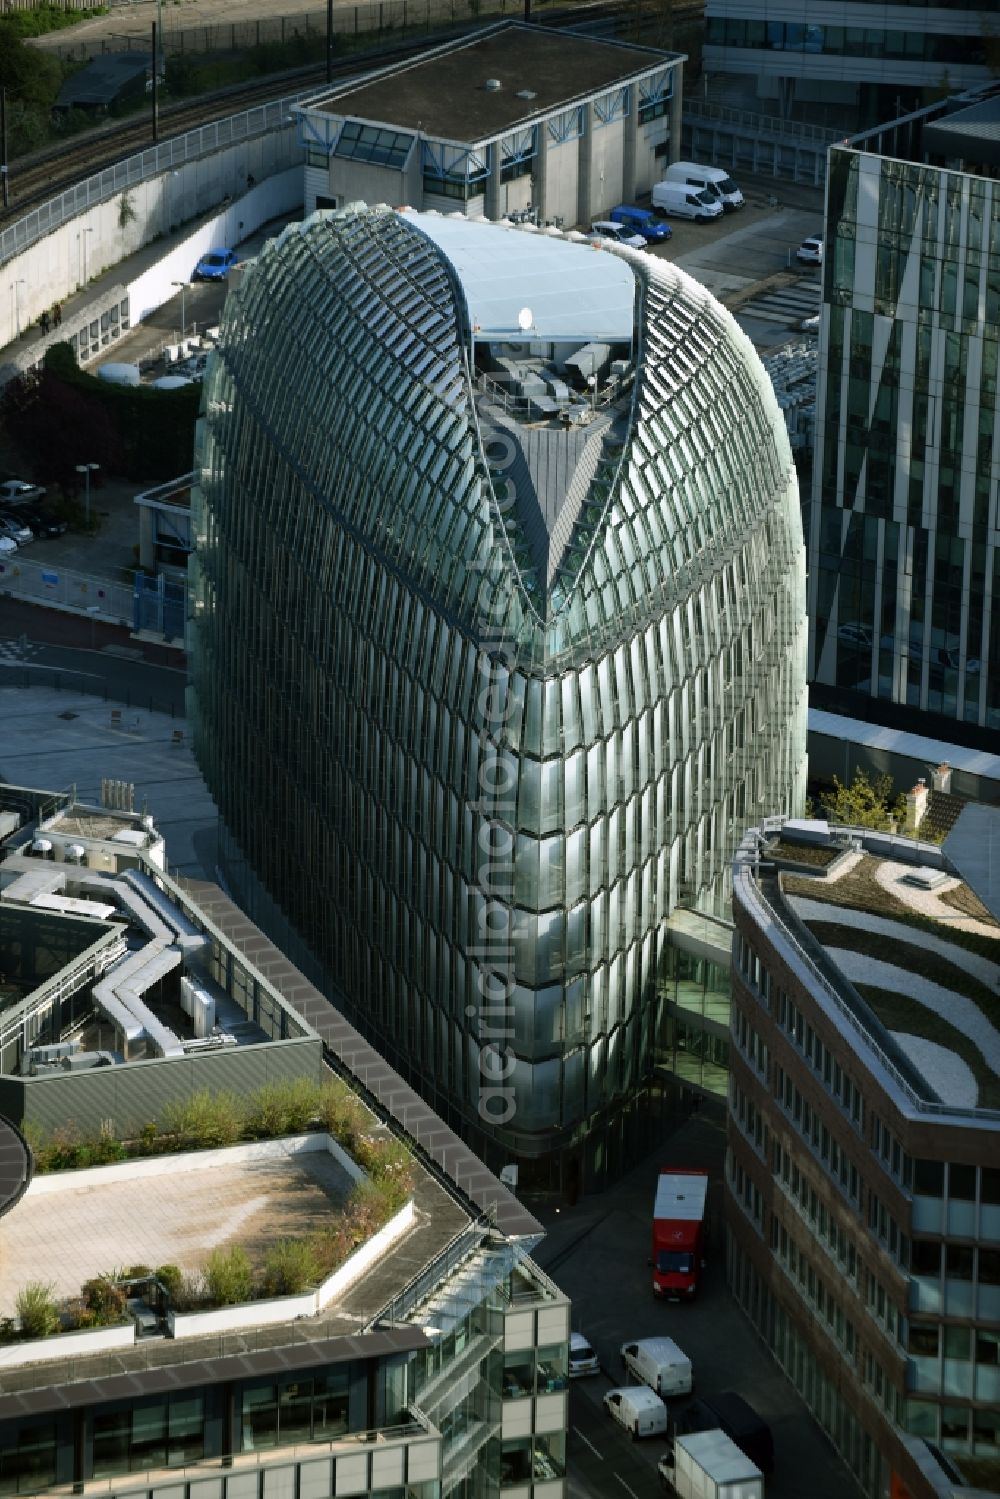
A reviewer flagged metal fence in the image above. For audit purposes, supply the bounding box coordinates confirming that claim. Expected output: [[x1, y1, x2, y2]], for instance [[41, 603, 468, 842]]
[[0, 662, 186, 716], [684, 95, 843, 147], [0, 93, 306, 268], [0, 553, 134, 623], [44, 0, 560, 61]]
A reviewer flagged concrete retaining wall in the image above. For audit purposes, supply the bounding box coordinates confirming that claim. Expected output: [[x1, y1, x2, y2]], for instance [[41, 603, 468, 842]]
[[0, 137, 302, 361]]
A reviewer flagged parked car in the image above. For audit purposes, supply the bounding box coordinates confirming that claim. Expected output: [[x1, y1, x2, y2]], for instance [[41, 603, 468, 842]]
[[0, 513, 34, 545], [0, 478, 46, 508], [0, 535, 17, 558], [796, 235, 824, 265], [610, 205, 672, 243], [193, 248, 238, 281], [569, 1331, 600, 1378], [651, 181, 723, 223], [590, 220, 647, 250], [5, 506, 67, 539], [604, 1385, 669, 1440]]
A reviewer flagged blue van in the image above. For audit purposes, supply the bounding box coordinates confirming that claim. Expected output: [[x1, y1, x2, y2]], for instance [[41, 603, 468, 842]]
[[610, 205, 672, 243]]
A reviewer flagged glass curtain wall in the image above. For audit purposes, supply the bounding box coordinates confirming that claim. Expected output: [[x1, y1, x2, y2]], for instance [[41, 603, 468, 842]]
[[810, 143, 1000, 732], [189, 206, 807, 1176]]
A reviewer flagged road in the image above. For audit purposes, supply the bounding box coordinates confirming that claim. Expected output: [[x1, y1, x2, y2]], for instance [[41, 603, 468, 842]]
[[0, 599, 186, 715], [531, 1111, 860, 1499]]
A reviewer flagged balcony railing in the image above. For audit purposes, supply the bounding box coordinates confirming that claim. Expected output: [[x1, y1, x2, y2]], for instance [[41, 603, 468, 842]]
[[47, 1411, 440, 1498]]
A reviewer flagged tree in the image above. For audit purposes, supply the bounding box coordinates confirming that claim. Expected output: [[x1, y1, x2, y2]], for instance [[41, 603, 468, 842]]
[[819, 769, 907, 832]]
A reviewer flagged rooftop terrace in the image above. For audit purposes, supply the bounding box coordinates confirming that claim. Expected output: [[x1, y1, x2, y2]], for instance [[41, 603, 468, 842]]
[[748, 820, 1000, 1114]]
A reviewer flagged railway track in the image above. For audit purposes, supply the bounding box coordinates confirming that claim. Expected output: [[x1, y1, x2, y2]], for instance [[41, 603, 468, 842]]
[[0, 0, 702, 231]]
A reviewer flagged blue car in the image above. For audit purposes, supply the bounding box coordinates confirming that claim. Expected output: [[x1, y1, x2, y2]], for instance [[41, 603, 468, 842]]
[[193, 248, 239, 281], [610, 205, 672, 243]]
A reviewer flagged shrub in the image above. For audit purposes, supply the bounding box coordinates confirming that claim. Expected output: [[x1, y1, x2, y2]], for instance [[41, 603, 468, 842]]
[[203, 1246, 253, 1307], [155, 1264, 184, 1301], [16, 1282, 60, 1339], [245, 1077, 322, 1139], [81, 1275, 128, 1327], [162, 1090, 246, 1149], [263, 1239, 320, 1297], [316, 1077, 368, 1146]]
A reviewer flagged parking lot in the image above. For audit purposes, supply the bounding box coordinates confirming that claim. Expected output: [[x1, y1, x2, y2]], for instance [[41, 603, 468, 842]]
[[531, 1111, 858, 1499]]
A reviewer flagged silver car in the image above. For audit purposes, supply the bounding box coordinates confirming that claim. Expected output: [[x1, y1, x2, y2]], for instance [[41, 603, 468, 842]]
[[0, 513, 33, 545], [590, 220, 648, 251]]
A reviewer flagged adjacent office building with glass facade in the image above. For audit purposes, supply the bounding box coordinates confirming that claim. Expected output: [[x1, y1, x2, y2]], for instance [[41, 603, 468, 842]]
[[188, 205, 808, 1190], [703, 3, 994, 127], [809, 85, 1000, 741]]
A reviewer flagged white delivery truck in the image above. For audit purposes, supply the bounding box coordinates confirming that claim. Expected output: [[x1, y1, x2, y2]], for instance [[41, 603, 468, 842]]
[[663, 162, 745, 211], [658, 1429, 764, 1499], [604, 1385, 669, 1439], [621, 1336, 693, 1397]]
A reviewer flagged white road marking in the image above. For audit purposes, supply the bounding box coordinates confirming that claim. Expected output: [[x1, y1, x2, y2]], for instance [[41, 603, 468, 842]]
[[571, 1426, 604, 1460], [615, 1476, 641, 1499]]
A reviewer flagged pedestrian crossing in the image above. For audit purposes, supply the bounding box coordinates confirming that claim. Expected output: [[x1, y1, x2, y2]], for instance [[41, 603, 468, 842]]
[[739, 279, 821, 328], [0, 637, 44, 668]]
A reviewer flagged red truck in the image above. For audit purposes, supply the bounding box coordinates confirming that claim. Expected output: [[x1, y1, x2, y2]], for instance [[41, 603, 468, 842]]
[[652, 1168, 709, 1300]]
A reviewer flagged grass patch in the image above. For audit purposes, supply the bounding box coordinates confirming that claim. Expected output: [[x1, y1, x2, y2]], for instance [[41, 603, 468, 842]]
[[0, 5, 107, 38], [805, 920, 1000, 1018], [939, 881, 1000, 928], [768, 840, 842, 867], [854, 983, 1000, 1110], [782, 855, 1000, 964], [5, 1078, 417, 1342]]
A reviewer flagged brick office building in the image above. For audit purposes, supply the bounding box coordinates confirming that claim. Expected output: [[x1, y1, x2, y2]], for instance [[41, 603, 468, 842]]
[[725, 810, 1000, 1499]]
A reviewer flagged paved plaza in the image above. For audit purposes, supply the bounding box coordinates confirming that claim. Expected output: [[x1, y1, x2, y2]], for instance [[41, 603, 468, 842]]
[[0, 1147, 353, 1316], [0, 684, 218, 879]]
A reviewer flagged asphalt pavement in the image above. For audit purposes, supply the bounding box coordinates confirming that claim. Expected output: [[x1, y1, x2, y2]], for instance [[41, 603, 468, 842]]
[[530, 1110, 859, 1499]]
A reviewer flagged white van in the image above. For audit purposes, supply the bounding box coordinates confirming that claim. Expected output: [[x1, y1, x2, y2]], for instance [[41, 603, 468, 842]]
[[664, 161, 744, 211], [603, 1385, 669, 1440], [651, 180, 723, 223], [621, 1336, 693, 1397]]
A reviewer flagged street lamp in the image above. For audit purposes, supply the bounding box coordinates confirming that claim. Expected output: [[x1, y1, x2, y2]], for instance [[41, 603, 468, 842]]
[[13, 277, 25, 338], [75, 462, 99, 529], [171, 280, 188, 340]]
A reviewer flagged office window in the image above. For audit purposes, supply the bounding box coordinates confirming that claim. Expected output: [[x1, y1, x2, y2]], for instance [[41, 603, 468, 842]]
[[0, 1425, 57, 1496], [241, 1374, 350, 1451], [93, 1397, 204, 1477]]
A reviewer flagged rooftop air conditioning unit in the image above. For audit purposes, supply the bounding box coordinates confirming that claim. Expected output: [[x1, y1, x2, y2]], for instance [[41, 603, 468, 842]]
[[485, 77, 502, 90]]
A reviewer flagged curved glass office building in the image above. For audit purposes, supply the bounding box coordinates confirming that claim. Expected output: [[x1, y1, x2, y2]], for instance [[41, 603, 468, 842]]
[[189, 205, 807, 1185]]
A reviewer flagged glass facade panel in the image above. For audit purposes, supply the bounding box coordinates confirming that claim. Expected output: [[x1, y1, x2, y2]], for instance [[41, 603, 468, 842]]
[[810, 136, 999, 730]]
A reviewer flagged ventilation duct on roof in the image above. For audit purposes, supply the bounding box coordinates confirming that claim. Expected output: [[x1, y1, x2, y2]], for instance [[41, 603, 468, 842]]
[[484, 78, 502, 90]]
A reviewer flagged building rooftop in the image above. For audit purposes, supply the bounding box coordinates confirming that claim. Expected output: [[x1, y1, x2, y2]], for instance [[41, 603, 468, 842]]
[[740, 819, 1000, 1116], [311, 23, 675, 141], [0, 778, 544, 1400], [844, 79, 1000, 169], [922, 91, 1000, 171], [408, 212, 636, 344], [0, 1141, 355, 1318]]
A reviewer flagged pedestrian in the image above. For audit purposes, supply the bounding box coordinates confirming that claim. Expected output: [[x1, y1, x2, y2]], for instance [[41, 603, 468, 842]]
[[53, 303, 62, 328], [40, 310, 50, 335], [246, 172, 255, 191]]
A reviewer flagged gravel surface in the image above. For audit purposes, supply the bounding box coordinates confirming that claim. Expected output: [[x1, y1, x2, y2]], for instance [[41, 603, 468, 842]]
[[787, 895, 1000, 989], [872, 858, 1000, 941], [890, 1034, 978, 1109], [826, 948, 1000, 1080]]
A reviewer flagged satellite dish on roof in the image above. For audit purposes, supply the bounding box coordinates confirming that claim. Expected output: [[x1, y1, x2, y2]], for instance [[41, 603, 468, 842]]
[[517, 307, 533, 332]]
